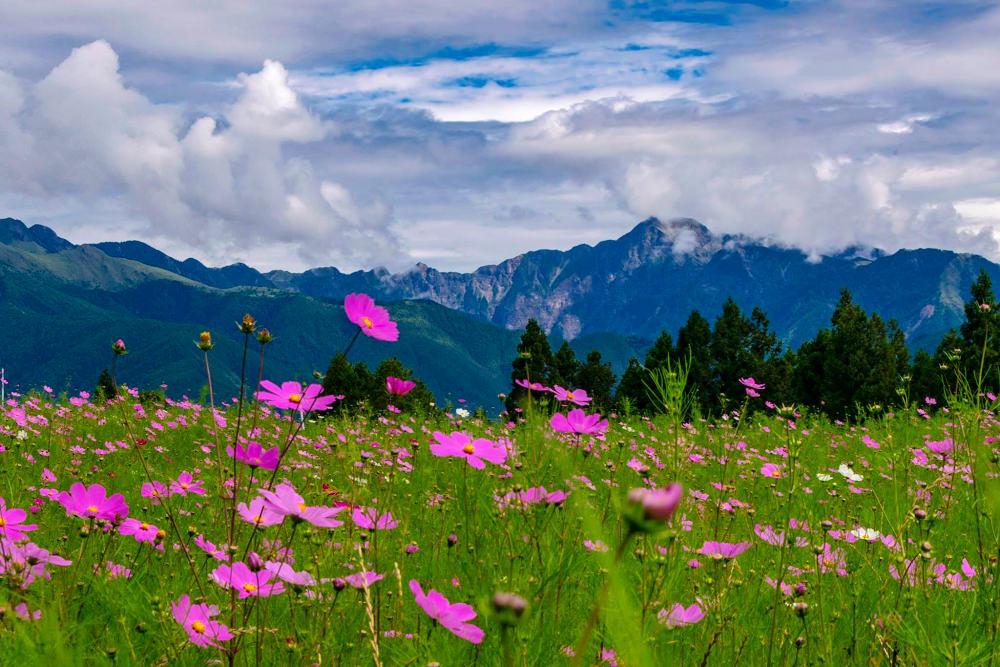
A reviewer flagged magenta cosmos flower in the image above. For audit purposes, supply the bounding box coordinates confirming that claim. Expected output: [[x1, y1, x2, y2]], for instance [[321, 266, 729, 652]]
[[658, 602, 705, 627], [698, 541, 751, 559], [227, 441, 280, 470], [351, 507, 398, 530], [119, 518, 160, 545], [237, 498, 285, 527], [344, 293, 399, 342], [57, 483, 129, 522], [170, 471, 206, 497], [171, 595, 234, 648], [430, 431, 508, 469], [739, 377, 765, 391], [256, 381, 341, 412], [550, 409, 608, 437], [258, 483, 345, 528], [628, 484, 683, 522], [386, 376, 416, 396], [0, 498, 38, 542], [552, 385, 592, 406], [514, 378, 551, 393], [409, 580, 484, 644], [211, 561, 285, 598]]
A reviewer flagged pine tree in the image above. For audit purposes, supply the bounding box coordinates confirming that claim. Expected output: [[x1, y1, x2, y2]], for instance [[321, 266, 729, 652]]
[[96, 368, 116, 400], [615, 357, 646, 413], [958, 269, 1000, 389], [576, 350, 616, 410], [709, 298, 756, 407], [676, 310, 712, 412], [506, 319, 555, 413], [551, 341, 582, 389], [372, 357, 436, 413], [322, 353, 376, 414]]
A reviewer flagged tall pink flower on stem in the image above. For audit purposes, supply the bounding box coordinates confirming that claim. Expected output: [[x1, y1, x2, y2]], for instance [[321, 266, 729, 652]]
[[514, 378, 551, 393], [351, 507, 398, 530], [57, 483, 129, 522], [227, 441, 280, 470], [552, 386, 592, 406], [169, 471, 206, 497], [409, 580, 484, 644], [255, 381, 341, 413], [550, 409, 609, 437], [430, 431, 508, 469], [171, 594, 234, 648], [258, 483, 345, 528], [0, 499, 37, 542], [344, 293, 399, 342], [658, 602, 705, 627], [237, 497, 284, 527], [698, 541, 751, 560], [211, 561, 285, 598], [119, 518, 161, 546], [386, 376, 416, 396]]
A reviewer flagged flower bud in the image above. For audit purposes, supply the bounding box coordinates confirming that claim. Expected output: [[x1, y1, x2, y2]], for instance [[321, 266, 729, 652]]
[[196, 331, 214, 351], [256, 328, 273, 345], [239, 314, 257, 334], [112, 339, 127, 356]]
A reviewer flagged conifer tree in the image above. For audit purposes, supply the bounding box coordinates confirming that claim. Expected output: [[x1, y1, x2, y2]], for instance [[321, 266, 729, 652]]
[[576, 350, 616, 410], [506, 319, 555, 413], [551, 341, 582, 389]]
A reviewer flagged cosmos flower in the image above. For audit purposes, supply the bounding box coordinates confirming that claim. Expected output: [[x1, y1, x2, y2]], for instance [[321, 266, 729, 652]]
[[698, 541, 751, 559], [760, 463, 782, 478], [255, 381, 341, 412], [344, 293, 399, 342], [258, 483, 345, 528], [171, 595, 234, 648], [552, 386, 592, 406], [169, 471, 206, 497], [227, 441, 280, 470], [237, 497, 285, 527], [386, 376, 416, 396], [211, 561, 285, 598], [514, 379, 552, 393], [550, 409, 609, 437], [430, 431, 508, 469], [409, 580, 484, 644], [118, 518, 160, 546], [0, 498, 37, 542], [351, 507, 398, 530], [57, 483, 129, 522], [345, 571, 384, 589], [658, 602, 705, 627]]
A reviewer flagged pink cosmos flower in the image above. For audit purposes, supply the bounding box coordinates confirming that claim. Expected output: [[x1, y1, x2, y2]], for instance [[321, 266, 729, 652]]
[[514, 378, 552, 393], [140, 481, 168, 501], [760, 463, 782, 478], [926, 439, 954, 455], [409, 580, 484, 644], [227, 441, 280, 470], [0, 540, 71, 586], [430, 431, 508, 469], [237, 498, 285, 527], [171, 595, 234, 648], [739, 377, 765, 391], [816, 543, 848, 576], [386, 376, 416, 396], [170, 471, 206, 497], [258, 483, 345, 528], [119, 518, 160, 545], [550, 409, 609, 437], [495, 486, 569, 510], [552, 385, 592, 406], [265, 561, 316, 587], [194, 534, 230, 561], [57, 483, 129, 522], [658, 602, 705, 627], [0, 498, 37, 542], [211, 561, 285, 598], [351, 507, 398, 531], [628, 484, 683, 522], [256, 381, 341, 412], [344, 293, 399, 342], [345, 571, 384, 589], [698, 541, 751, 559]]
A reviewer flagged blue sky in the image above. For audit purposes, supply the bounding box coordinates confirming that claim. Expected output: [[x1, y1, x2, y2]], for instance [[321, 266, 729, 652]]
[[0, 0, 998, 271]]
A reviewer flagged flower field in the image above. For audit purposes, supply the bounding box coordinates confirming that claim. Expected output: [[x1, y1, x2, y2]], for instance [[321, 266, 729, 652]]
[[0, 297, 998, 666]]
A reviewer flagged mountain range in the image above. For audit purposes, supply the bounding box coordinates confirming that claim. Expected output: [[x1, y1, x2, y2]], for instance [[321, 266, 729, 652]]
[[2, 215, 998, 408]]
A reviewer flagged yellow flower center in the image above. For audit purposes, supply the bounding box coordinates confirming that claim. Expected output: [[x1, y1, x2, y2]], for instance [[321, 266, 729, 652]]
[[181, 483, 189, 489], [87, 505, 99, 514], [566, 392, 574, 400], [361, 316, 374, 329], [0, 517, 6, 527], [242, 583, 258, 593], [298, 503, 307, 513], [191, 620, 206, 634], [140, 523, 149, 530], [253, 515, 264, 524], [289, 393, 302, 404], [462, 444, 475, 455]]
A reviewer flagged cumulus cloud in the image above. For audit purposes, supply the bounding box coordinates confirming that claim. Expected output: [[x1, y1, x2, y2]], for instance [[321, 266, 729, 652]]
[[0, 41, 398, 270]]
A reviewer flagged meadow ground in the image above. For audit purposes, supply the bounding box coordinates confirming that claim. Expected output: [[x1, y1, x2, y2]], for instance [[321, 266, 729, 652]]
[[1, 373, 997, 666]]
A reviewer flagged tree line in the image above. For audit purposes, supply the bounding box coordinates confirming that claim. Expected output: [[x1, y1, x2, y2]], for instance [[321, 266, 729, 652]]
[[507, 270, 1000, 420]]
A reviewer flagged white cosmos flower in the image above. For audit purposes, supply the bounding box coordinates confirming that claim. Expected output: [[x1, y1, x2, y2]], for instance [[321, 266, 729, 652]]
[[850, 527, 881, 542], [816, 473, 833, 482], [837, 464, 863, 483], [455, 408, 470, 418]]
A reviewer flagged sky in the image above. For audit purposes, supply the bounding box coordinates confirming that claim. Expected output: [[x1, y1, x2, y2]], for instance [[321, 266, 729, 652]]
[[1, 0, 999, 272]]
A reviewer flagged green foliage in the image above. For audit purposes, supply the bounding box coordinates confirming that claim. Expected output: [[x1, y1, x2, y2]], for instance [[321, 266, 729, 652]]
[[506, 319, 555, 412], [575, 350, 616, 410]]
